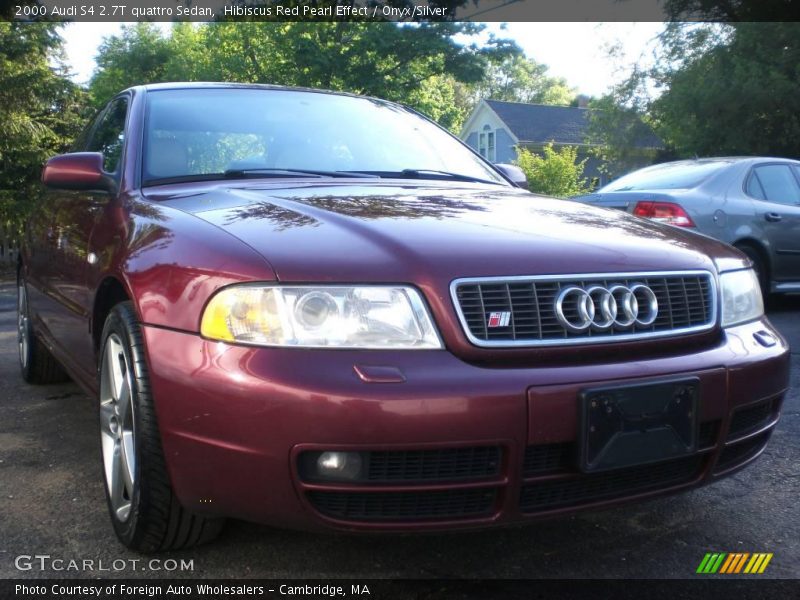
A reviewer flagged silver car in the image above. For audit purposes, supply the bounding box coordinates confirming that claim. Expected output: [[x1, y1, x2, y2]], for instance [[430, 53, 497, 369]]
[[574, 157, 800, 295]]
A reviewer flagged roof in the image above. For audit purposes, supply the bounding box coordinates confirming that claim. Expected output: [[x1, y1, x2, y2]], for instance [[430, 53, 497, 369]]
[[139, 81, 342, 94], [484, 99, 663, 149], [672, 156, 800, 165], [127, 82, 387, 104]]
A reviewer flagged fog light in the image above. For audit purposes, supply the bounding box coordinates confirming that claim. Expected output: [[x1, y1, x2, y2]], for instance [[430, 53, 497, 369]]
[[315, 451, 363, 480]]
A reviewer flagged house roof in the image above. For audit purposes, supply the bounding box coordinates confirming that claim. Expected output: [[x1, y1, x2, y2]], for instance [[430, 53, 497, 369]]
[[484, 100, 662, 149]]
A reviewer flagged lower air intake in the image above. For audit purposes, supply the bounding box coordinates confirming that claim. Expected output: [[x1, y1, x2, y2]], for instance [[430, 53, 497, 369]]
[[308, 488, 497, 522], [520, 455, 703, 512]]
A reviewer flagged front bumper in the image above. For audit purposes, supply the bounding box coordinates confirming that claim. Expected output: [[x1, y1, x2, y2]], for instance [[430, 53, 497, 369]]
[[142, 318, 789, 531]]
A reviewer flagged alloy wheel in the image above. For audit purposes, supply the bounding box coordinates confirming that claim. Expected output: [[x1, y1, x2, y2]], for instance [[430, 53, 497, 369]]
[[18, 284, 29, 369], [99, 334, 136, 522]]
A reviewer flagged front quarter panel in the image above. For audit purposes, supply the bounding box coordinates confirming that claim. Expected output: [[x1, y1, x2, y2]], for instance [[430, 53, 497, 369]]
[[111, 197, 276, 333]]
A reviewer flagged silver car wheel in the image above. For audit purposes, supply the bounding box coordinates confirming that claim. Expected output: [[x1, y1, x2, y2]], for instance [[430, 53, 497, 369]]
[[100, 334, 136, 522], [18, 284, 29, 369]]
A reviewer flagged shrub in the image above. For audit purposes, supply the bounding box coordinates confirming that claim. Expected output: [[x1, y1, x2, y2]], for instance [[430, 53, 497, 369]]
[[514, 143, 591, 197]]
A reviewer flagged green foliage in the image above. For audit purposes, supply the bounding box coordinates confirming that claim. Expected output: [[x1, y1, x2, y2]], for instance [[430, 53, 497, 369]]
[[651, 23, 800, 157], [408, 75, 470, 131], [0, 23, 88, 241], [90, 23, 172, 107], [590, 23, 800, 162], [87, 22, 517, 132], [514, 143, 591, 198], [663, 0, 792, 21], [585, 94, 661, 180], [473, 53, 576, 106], [87, 22, 581, 133]]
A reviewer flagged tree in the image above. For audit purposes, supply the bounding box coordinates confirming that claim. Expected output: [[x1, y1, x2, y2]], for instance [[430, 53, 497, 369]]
[[473, 53, 576, 106], [0, 23, 88, 258], [589, 23, 800, 162], [514, 143, 591, 198], [651, 23, 800, 157], [663, 0, 799, 21], [88, 22, 518, 131], [585, 93, 664, 180], [408, 75, 471, 131], [89, 23, 173, 107]]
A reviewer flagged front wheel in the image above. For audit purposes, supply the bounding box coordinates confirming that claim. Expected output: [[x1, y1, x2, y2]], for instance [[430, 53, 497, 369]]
[[99, 301, 224, 552]]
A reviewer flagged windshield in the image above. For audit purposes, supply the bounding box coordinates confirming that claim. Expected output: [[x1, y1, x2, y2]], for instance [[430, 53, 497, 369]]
[[142, 88, 507, 186], [600, 160, 731, 192]]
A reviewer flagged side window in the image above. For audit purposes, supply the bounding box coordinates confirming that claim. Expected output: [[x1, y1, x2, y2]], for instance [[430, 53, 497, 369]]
[[745, 172, 766, 200], [70, 109, 104, 152], [751, 164, 800, 205], [87, 97, 129, 173]]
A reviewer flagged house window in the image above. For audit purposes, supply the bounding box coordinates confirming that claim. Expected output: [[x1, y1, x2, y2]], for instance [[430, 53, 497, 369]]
[[478, 133, 486, 157], [487, 131, 495, 162]]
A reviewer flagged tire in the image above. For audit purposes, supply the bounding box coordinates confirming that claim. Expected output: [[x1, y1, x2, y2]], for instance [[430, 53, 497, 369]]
[[735, 244, 769, 298], [99, 301, 224, 552], [17, 277, 69, 384]]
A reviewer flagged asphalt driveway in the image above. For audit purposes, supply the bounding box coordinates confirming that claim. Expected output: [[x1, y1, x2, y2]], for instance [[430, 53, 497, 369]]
[[0, 275, 798, 579]]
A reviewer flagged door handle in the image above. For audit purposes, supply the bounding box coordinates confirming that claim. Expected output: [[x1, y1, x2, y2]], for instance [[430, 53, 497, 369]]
[[764, 212, 783, 222]]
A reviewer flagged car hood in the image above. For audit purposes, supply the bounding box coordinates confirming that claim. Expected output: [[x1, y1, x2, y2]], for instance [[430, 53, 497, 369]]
[[150, 181, 742, 283]]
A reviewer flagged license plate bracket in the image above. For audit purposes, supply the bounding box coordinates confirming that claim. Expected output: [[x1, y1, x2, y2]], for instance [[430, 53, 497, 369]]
[[579, 378, 698, 473]]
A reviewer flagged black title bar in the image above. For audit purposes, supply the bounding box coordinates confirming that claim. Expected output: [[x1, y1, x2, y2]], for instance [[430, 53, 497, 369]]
[[6, 0, 800, 23]]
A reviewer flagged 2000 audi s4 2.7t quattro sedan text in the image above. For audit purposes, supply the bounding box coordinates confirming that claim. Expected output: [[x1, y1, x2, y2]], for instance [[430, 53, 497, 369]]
[[19, 83, 789, 552]]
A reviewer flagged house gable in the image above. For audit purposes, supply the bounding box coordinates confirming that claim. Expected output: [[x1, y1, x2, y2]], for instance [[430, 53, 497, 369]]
[[460, 99, 662, 182], [460, 100, 519, 163], [475, 99, 663, 151]]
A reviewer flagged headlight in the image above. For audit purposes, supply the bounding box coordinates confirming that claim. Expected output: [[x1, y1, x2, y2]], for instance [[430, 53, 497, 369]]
[[200, 285, 443, 349], [720, 269, 763, 327]]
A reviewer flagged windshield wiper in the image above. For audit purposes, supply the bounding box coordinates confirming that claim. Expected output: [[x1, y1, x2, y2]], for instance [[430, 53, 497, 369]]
[[360, 169, 503, 186], [223, 168, 379, 179], [143, 168, 494, 188]]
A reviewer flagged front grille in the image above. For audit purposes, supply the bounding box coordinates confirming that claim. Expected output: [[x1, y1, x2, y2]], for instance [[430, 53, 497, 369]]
[[367, 446, 501, 482], [519, 455, 703, 512], [453, 272, 715, 346], [523, 443, 574, 476], [308, 488, 497, 522], [715, 431, 771, 472], [729, 399, 779, 439]]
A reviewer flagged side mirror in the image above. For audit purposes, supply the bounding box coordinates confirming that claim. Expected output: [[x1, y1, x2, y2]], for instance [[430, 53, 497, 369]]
[[495, 163, 528, 190], [42, 152, 115, 193]]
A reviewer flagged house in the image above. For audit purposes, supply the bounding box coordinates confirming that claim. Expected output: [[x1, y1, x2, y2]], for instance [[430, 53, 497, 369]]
[[460, 99, 663, 187]]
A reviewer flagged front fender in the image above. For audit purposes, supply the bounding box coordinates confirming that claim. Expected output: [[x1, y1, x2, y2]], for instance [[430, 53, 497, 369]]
[[104, 197, 276, 333]]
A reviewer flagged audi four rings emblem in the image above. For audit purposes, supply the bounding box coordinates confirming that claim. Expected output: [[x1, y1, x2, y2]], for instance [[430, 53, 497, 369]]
[[555, 284, 659, 332]]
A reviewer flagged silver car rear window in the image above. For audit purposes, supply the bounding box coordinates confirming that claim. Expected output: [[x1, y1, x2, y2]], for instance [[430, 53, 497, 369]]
[[601, 161, 730, 192]]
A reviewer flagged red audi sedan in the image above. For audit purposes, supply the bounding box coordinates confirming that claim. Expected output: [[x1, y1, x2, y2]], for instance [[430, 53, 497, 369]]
[[18, 83, 789, 552]]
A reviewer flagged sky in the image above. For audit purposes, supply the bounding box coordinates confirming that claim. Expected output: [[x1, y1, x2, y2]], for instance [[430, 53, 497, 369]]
[[59, 22, 664, 98]]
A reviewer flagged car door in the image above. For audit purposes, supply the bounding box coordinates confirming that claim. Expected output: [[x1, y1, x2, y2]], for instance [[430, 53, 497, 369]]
[[38, 95, 130, 382], [25, 107, 103, 346], [744, 162, 800, 284]]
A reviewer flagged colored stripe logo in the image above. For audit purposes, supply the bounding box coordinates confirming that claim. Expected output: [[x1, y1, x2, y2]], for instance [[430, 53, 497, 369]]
[[696, 552, 773, 574]]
